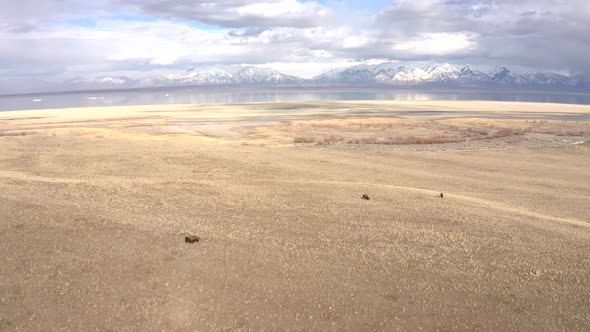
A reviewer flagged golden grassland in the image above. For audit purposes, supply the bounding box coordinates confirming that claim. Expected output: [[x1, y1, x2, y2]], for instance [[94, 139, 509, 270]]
[[0, 101, 589, 330]]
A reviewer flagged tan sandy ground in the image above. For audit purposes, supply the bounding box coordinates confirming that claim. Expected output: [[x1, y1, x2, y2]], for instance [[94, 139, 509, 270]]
[[0, 101, 589, 331]]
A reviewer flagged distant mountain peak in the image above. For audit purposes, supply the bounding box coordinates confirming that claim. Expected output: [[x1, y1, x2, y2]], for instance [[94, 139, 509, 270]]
[[311, 62, 584, 90], [66, 63, 586, 92], [491, 67, 511, 80]]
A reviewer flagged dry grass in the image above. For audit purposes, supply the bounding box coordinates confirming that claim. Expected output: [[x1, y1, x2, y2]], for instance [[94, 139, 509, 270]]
[[293, 136, 318, 144], [346, 135, 458, 145], [294, 135, 346, 145], [0, 130, 41, 137], [2, 128, 590, 330], [284, 114, 590, 146], [462, 128, 525, 141], [525, 127, 590, 136], [293, 125, 528, 146]]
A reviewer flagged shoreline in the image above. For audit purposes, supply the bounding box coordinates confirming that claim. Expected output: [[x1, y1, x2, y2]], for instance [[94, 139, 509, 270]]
[[0, 100, 588, 150], [2, 99, 590, 121], [3, 86, 590, 99]]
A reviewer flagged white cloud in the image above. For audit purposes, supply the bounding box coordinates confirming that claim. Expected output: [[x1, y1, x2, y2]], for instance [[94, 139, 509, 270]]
[[375, 0, 590, 72], [392, 33, 476, 56], [261, 59, 388, 78], [235, 0, 329, 21], [111, 0, 331, 28], [1, 0, 590, 93]]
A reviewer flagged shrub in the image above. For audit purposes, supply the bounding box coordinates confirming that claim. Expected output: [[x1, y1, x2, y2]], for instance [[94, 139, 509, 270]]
[[293, 136, 316, 143], [0, 131, 41, 137]]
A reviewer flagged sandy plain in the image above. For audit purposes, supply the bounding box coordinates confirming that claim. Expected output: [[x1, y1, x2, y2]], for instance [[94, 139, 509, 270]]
[[0, 100, 589, 331]]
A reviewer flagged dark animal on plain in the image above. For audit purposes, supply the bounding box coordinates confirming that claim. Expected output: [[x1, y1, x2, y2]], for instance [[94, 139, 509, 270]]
[[362, 194, 370, 200], [185, 235, 200, 244]]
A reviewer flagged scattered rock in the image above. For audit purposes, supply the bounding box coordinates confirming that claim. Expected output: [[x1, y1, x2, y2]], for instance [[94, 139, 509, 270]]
[[439, 193, 444, 198], [362, 194, 370, 200], [185, 235, 200, 244]]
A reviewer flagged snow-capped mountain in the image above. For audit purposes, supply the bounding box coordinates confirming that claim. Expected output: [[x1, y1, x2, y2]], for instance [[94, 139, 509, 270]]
[[477, 66, 582, 88], [489, 67, 529, 85], [154, 66, 302, 86], [457, 66, 490, 87], [313, 63, 464, 85], [66, 63, 586, 92], [311, 63, 584, 90], [160, 68, 235, 86], [313, 66, 375, 84], [233, 67, 302, 85], [65, 76, 138, 90], [375, 63, 460, 85]]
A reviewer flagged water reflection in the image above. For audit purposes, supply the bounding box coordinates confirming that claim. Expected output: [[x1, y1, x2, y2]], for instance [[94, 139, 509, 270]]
[[1, 88, 590, 111]]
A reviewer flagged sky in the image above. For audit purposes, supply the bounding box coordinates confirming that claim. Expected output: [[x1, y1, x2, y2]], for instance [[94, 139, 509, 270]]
[[1, 0, 589, 93]]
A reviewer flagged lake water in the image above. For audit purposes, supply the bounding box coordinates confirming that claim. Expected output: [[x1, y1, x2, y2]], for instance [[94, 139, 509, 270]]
[[2, 88, 590, 111]]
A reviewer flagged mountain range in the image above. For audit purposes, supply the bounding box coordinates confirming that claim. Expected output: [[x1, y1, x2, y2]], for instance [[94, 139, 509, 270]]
[[311, 63, 584, 89], [68, 63, 586, 92]]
